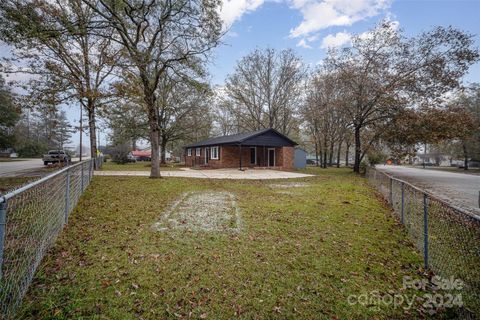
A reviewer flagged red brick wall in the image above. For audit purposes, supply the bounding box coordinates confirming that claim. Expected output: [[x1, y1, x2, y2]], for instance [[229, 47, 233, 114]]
[[184, 147, 204, 167], [184, 145, 294, 170], [281, 146, 294, 170]]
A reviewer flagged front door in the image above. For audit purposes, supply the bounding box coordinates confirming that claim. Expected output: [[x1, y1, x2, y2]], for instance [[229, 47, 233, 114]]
[[268, 148, 275, 167], [205, 147, 209, 164], [250, 147, 256, 165]]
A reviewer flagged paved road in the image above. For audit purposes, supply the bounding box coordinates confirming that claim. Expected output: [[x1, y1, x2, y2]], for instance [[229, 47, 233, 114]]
[[0, 159, 45, 176], [0, 157, 88, 177], [376, 165, 480, 212]]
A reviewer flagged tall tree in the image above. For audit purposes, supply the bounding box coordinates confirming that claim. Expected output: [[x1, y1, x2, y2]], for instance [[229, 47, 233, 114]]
[[448, 86, 480, 169], [325, 21, 479, 172], [0, 0, 118, 167], [82, 0, 222, 177], [224, 48, 305, 135], [0, 75, 20, 149], [302, 70, 348, 168], [157, 72, 213, 164], [55, 110, 74, 149], [104, 73, 149, 151]]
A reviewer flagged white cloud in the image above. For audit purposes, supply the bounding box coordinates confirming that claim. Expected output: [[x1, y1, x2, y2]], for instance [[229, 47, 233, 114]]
[[358, 16, 399, 41], [219, 0, 265, 27], [226, 30, 239, 38], [289, 0, 392, 38], [320, 31, 351, 49], [296, 39, 312, 49], [217, 0, 392, 45]]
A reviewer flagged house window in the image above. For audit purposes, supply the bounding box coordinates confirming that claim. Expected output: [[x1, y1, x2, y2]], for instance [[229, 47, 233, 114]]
[[210, 146, 219, 160], [187, 148, 192, 156], [196, 148, 201, 156]]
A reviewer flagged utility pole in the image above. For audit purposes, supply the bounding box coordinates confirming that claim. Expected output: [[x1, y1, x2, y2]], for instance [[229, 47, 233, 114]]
[[79, 103, 83, 162], [97, 127, 100, 154], [422, 142, 427, 169]]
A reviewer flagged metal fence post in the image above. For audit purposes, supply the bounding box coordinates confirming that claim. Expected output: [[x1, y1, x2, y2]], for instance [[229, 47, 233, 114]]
[[401, 182, 405, 224], [81, 162, 84, 192], [89, 159, 93, 183], [0, 200, 7, 279], [423, 193, 429, 269], [65, 168, 70, 224], [389, 178, 393, 204]]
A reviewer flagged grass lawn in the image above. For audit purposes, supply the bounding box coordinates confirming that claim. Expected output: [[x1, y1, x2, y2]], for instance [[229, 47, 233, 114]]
[[101, 161, 184, 171], [0, 176, 39, 194], [18, 168, 445, 319]]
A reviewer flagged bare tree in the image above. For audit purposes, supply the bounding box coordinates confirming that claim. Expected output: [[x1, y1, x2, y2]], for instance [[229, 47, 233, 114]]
[[224, 48, 305, 135], [0, 0, 118, 166], [302, 70, 347, 168], [82, 0, 222, 177], [325, 21, 479, 172], [212, 89, 237, 136], [157, 71, 213, 163]]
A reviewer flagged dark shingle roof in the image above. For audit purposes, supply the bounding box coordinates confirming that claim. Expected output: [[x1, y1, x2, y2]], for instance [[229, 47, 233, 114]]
[[184, 128, 296, 148]]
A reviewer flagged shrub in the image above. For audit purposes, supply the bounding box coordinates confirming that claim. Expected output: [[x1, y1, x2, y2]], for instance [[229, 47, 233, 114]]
[[110, 143, 132, 164], [17, 141, 48, 157], [366, 149, 387, 167]]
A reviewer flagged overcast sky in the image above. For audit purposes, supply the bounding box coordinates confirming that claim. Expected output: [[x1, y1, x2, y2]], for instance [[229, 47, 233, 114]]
[[1, 0, 480, 148]]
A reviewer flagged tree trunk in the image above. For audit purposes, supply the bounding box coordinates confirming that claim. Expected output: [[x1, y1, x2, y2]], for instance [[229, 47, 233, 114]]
[[160, 138, 167, 164], [79, 103, 83, 161], [328, 141, 334, 166], [336, 140, 342, 168], [345, 142, 350, 167], [145, 91, 161, 178], [132, 139, 137, 151], [322, 137, 328, 168], [463, 142, 468, 170], [423, 143, 427, 169], [87, 100, 97, 168], [149, 123, 160, 178], [353, 126, 361, 173], [314, 140, 319, 167], [323, 150, 327, 169]]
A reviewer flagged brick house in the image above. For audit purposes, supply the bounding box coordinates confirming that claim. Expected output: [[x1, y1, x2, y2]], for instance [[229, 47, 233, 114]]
[[184, 128, 298, 170]]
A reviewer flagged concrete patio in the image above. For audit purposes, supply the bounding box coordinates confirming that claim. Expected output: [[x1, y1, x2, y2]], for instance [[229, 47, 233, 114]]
[[94, 168, 314, 180]]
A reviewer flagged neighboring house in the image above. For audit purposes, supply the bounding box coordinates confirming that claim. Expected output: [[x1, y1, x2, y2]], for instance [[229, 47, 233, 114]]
[[131, 149, 173, 161], [413, 153, 466, 167], [131, 150, 152, 161], [184, 128, 298, 170], [0, 148, 17, 158]]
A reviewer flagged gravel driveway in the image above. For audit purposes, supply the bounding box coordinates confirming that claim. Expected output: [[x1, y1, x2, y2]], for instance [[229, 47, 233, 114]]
[[376, 165, 480, 212], [95, 168, 313, 180]]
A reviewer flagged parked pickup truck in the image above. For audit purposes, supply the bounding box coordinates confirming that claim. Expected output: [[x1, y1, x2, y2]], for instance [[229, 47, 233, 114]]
[[42, 150, 71, 165]]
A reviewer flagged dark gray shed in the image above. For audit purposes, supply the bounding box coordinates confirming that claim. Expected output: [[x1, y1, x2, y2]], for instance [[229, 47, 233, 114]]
[[294, 148, 307, 169]]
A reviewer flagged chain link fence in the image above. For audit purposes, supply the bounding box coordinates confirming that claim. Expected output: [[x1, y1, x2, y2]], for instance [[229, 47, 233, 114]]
[[366, 167, 480, 316], [0, 157, 103, 318]]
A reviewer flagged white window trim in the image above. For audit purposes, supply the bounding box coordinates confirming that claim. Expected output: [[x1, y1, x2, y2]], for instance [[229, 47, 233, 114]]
[[210, 146, 219, 160], [187, 148, 192, 156], [250, 147, 256, 165], [195, 148, 201, 156]]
